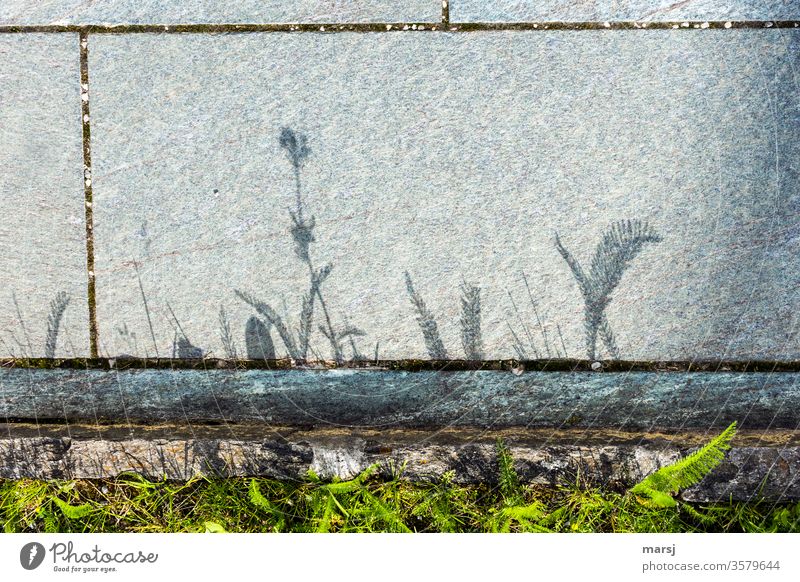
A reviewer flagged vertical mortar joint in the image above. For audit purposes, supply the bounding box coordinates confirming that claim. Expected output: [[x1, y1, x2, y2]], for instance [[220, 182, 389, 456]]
[[79, 31, 99, 358]]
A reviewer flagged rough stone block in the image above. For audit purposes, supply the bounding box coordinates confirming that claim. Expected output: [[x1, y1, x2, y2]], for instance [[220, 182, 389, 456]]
[[2, 425, 798, 500]]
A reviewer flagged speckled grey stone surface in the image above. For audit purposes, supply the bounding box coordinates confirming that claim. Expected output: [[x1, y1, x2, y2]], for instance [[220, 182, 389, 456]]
[[451, 1, 800, 22], [2, 368, 798, 429], [88, 31, 800, 361], [0, 1, 440, 25], [0, 35, 89, 358]]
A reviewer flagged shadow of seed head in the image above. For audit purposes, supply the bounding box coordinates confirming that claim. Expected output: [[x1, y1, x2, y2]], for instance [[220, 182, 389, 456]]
[[279, 127, 311, 168]]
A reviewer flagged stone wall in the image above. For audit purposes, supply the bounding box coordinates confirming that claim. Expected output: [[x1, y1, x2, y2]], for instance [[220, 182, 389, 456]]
[[0, 2, 797, 498]]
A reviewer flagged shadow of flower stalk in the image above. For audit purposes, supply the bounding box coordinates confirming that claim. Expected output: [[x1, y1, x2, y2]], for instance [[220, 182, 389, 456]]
[[236, 128, 366, 364]]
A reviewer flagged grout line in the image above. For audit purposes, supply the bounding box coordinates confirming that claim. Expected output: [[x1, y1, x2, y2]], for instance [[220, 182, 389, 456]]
[[442, 1, 450, 26], [1, 358, 799, 373], [0, 21, 798, 34], [79, 32, 99, 359]]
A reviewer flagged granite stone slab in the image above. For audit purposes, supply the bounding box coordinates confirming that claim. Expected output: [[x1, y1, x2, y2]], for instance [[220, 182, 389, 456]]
[[88, 31, 800, 362], [1, 368, 798, 429], [450, 1, 800, 22], [0, 1, 440, 25], [0, 34, 89, 358]]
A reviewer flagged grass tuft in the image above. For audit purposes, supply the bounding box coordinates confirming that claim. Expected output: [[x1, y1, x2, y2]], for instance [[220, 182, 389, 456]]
[[2, 475, 796, 533]]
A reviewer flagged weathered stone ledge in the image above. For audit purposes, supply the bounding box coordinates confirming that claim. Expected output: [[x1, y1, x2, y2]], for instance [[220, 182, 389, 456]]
[[1, 424, 797, 502], [2, 368, 798, 429]]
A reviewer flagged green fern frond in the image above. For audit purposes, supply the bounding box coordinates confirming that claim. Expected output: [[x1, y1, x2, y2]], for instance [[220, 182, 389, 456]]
[[247, 480, 273, 511], [490, 502, 548, 533], [631, 422, 737, 507], [315, 495, 336, 533], [491, 441, 550, 532], [43, 513, 60, 533], [52, 497, 93, 520], [501, 503, 545, 521], [680, 502, 718, 525], [410, 472, 463, 533], [629, 484, 678, 508], [362, 491, 412, 533], [247, 480, 285, 531], [322, 464, 379, 494]]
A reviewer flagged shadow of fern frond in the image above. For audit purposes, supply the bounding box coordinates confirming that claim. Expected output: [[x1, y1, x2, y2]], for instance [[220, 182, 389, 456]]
[[12, 291, 34, 358], [405, 273, 485, 360], [132, 257, 159, 359], [555, 219, 661, 360], [45, 291, 70, 358], [506, 320, 529, 360], [459, 281, 483, 360], [115, 323, 140, 358], [337, 321, 367, 360], [298, 286, 316, 360], [404, 272, 448, 360]]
